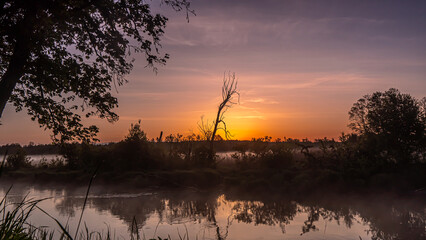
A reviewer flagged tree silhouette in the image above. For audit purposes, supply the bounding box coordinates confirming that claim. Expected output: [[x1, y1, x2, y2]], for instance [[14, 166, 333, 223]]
[[0, 0, 193, 142], [348, 88, 425, 163], [210, 72, 239, 142], [198, 72, 239, 163]]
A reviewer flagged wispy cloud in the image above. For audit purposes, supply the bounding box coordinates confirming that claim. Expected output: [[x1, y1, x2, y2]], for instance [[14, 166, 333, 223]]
[[233, 115, 266, 120], [237, 105, 258, 110], [164, 35, 196, 46], [254, 73, 377, 90], [244, 98, 279, 104]]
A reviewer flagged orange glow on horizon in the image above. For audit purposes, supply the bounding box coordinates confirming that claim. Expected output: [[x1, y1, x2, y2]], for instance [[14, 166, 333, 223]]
[[1, 1, 425, 145]]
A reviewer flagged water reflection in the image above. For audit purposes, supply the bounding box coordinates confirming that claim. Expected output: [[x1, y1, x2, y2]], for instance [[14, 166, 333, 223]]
[[1, 183, 424, 240]]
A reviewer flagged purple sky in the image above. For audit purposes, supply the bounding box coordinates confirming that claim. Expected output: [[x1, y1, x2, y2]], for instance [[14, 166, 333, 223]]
[[1, 0, 425, 144]]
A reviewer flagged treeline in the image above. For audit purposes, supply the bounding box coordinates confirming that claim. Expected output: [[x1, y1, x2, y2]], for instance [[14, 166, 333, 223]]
[[1, 88, 425, 192], [0, 143, 60, 155], [2, 127, 425, 192], [0, 136, 326, 155], [0, 131, 335, 171]]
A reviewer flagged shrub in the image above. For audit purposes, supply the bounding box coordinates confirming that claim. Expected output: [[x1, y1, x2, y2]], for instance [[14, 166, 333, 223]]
[[6, 147, 29, 170]]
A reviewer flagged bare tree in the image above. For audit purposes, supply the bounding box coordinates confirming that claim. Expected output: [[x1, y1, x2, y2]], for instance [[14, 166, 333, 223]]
[[211, 72, 239, 142], [198, 115, 214, 141], [198, 72, 239, 162]]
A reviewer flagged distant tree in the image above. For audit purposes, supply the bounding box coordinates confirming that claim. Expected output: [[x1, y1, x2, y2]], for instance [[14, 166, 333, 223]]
[[124, 120, 147, 143], [0, 0, 193, 142], [348, 88, 425, 162], [264, 136, 272, 142], [165, 134, 175, 143], [115, 120, 160, 170]]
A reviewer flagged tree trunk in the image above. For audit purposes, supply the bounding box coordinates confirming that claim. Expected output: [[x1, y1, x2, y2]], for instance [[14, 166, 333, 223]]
[[0, 7, 36, 119], [0, 38, 30, 118], [208, 104, 224, 162]]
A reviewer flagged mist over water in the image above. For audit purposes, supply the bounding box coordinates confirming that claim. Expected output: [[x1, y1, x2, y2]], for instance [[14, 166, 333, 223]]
[[1, 183, 424, 240]]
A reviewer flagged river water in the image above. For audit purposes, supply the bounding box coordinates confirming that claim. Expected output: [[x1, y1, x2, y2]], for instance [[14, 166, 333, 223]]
[[0, 182, 424, 240]]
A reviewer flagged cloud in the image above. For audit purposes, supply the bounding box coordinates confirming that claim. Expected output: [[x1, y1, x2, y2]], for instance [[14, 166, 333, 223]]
[[233, 115, 266, 120], [164, 35, 196, 46], [238, 105, 257, 110], [254, 73, 377, 90], [244, 98, 279, 104]]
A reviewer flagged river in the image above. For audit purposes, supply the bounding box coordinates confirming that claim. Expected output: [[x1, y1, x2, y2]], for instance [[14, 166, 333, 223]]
[[0, 182, 424, 240]]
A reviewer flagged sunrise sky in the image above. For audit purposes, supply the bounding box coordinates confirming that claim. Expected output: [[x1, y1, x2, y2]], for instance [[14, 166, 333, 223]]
[[1, 0, 425, 144]]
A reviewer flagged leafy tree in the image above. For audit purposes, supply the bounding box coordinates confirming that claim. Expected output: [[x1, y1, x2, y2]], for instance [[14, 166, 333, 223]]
[[348, 88, 425, 163], [125, 120, 147, 143], [0, 0, 193, 142], [117, 120, 158, 170]]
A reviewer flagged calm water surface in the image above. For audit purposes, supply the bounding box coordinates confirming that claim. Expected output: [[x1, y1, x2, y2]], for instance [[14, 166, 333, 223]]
[[0, 183, 424, 240]]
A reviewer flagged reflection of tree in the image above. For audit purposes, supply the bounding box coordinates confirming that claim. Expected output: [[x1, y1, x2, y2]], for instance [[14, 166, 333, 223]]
[[54, 194, 164, 231], [3, 184, 424, 240], [227, 193, 425, 240], [231, 200, 298, 236], [301, 206, 320, 234], [51, 189, 223, 234], [160, 193, 228, 240], [55, 198, 76, 217], [298, 194, 425, 240], [164, 196, 218, 223], [359, 203, 425, 240], [233, 200, 297, 226], [299, 205, 357, 235]]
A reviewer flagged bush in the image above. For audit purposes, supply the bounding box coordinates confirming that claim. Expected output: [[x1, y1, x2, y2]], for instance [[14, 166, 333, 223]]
[[6, 147, 29, 170], [263, 144, 294, 169], [191, 144, 214, 167]]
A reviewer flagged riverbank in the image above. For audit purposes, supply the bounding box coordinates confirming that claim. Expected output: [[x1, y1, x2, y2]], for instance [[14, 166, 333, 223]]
[[2, 167, 424, 196]]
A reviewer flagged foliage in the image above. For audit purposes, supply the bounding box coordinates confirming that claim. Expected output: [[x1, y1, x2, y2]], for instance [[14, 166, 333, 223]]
[[348, 88, 425, 163], [263, 143, 294, 169], [0, 0, 193, 143], [0, 191, 39, 240], [190, 144, 214, 167], [36, 156, 65, 169], [6, 146, 28, 170], [125, 120, 148, 143], [114, 122, 160, 170]]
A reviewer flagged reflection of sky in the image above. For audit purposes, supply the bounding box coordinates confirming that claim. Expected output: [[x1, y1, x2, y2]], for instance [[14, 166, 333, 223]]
[[0, 187, 371, 240], [1, 0, 426, 143]]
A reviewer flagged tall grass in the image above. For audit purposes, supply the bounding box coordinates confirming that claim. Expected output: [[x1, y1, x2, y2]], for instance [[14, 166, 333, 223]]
[[0, 186, 45, 239]]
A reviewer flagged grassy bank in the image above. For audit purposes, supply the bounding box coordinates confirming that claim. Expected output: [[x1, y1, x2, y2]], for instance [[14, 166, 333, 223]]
[[2, 163, 424, 195]]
